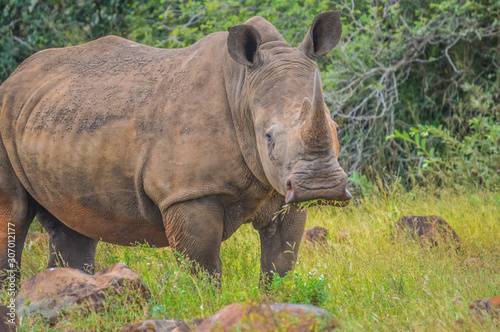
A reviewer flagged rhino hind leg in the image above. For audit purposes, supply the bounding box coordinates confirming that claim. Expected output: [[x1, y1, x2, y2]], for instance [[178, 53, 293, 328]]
[[0, 141, 35, 286], [163, 197, 224, 280], [0, 195, 34, 287], [37, 209, 98, 274]]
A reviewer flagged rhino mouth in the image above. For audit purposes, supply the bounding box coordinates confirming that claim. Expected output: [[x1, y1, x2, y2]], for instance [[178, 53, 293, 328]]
[[284, 174, 352, 205], [315, 198, 350, 207], [274, 195, 350, 220], [292, 197, 350, 209]]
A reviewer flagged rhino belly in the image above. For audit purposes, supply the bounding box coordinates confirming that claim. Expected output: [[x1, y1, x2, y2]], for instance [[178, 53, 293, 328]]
[[12, 106, 168, 247]]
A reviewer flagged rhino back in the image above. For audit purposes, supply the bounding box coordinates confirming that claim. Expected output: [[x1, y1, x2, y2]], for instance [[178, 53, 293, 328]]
[[0, 35, 251, 246]]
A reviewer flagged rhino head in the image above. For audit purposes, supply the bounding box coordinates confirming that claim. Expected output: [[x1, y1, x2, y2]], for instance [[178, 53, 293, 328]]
[[227, 11, 351, 206]]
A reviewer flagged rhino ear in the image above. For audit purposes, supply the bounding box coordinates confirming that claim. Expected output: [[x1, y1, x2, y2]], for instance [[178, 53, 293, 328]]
[[227, 25, 262, 67], [299, 11, 342, 58]]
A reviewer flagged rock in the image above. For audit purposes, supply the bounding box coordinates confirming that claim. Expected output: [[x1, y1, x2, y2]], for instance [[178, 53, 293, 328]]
[[25, 231, 50, 249], [194, 303, 339, 331], [394, 215, 460, 247], [302, 227, 328, 244], [464, 257, 484, 268], [0, 305, 17, 331], [469, 295, 500, 319], [120, 320, 191, 332], [16, 263, 150, 322]]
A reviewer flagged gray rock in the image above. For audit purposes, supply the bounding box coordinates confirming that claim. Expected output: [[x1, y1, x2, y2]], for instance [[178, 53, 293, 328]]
[[303, 226, 328, 244], [394, 215, 460, 247], [195, 302, 339, 331], [16, 263, 150, 322], [470, 296, 500, 319]]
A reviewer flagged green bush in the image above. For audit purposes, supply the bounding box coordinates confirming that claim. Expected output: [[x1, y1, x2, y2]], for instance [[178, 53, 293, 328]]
[[387, 114, 500, 188], [0, 0, 132, 80], [322, 0, 499, 186], [268, 271, 328, 307]]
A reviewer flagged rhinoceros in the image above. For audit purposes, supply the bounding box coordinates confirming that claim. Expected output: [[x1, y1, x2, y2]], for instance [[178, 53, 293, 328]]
[[0, 11, 350, 284]]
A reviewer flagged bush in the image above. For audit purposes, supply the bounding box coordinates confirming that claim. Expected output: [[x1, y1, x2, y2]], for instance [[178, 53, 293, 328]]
[[269, 271, 328, 307], [322, 0, 499, 186], [387, 114, 500, 188]]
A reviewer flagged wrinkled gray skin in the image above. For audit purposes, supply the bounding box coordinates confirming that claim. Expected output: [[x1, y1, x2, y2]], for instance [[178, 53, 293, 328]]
[[0, 12, 350, 285]]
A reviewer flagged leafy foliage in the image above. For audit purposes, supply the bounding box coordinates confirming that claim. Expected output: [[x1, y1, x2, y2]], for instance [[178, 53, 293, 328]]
[[324, 0, 499, 187], [388, 115, 500, 188], [269, 272, 328, 307], [348, 171, 378, 196]]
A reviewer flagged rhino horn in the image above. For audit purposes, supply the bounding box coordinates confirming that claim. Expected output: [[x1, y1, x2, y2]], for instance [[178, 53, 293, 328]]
[[300, 70, 332, 150]]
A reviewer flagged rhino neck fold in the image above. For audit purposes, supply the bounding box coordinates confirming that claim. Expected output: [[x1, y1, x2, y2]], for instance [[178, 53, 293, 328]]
[[223, 60, 272, 191]]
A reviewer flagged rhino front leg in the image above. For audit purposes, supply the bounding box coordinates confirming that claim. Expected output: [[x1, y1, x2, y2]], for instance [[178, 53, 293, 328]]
[[257, 205, 307, 285], [163, 197, 224, 279], [37, 209, 98, 274]]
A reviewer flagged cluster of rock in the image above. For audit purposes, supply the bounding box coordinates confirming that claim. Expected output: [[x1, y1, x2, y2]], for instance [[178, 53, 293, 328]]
[[11, 262, 339, 331], [306, 215, 462, 247], [6, 215, 497, 330], [16, 263, 150, 323]]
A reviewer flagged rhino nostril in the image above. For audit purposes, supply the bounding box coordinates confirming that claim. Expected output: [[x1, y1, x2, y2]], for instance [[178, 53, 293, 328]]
[[285, 179, 295, 204]]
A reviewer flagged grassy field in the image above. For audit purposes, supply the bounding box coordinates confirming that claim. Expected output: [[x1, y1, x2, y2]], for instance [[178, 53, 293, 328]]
[[20, 186, 500, 331]]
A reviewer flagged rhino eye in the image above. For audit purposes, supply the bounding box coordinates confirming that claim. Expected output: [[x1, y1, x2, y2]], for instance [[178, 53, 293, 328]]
[[266, 132, 275, 154]]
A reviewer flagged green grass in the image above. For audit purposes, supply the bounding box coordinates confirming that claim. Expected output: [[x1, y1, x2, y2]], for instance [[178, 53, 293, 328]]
[[20, 187, 500, 331]]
